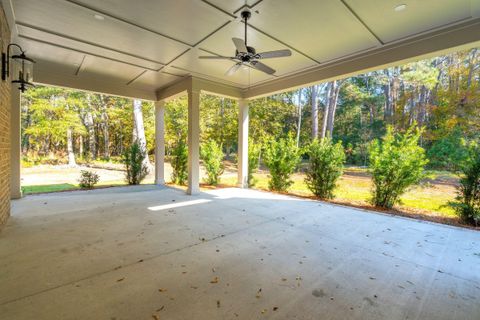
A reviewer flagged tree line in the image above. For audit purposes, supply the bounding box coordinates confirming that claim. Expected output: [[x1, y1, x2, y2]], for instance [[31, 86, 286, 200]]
[[21, 47, 479, 172]]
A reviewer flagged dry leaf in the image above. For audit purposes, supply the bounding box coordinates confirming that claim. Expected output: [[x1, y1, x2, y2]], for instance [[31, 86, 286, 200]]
[[116, 277, 125, 282], [158, 288, 167, 292], [210, 277, 219, 284]]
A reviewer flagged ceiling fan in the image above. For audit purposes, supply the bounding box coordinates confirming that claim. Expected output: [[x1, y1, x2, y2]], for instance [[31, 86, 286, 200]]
[[198, 9, 292, 76]]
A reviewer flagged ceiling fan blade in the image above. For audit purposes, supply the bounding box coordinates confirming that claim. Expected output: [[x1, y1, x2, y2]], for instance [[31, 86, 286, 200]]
[[256, 49, 292, 59], [199, 55, 233, 60], [232, 37, 248, 53], [225, 62, 242, 76], [250, 61, 276, 75]]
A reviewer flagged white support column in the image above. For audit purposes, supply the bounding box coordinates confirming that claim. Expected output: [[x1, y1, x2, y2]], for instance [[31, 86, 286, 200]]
[[10, 85, 22, 199], [187, 89, 200, 195], [237, 99, 249, 188], [154, 100, 165, 185]]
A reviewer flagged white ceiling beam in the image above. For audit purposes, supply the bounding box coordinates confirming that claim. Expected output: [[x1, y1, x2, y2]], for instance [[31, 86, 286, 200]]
[[244, 19, 480, 99], [156, 76, 244, 101], [34, 62, 156, 101], [18, 34, 162, 72], [17, 23, 166, 67]]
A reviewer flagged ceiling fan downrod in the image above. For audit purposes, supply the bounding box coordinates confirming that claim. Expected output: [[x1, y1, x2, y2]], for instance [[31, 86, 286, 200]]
[[241, 9, 251, 47]]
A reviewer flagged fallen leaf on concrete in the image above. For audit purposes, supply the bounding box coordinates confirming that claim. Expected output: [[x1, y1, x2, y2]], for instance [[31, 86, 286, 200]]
[[256, 288, 262, 298], [210, 277, 219, 284], [116, 277, 125, 282], [261, 309, 267, 314], [158, 288, 167, 292], [152, 315, 159, 320], [156, 306, 165, 312]]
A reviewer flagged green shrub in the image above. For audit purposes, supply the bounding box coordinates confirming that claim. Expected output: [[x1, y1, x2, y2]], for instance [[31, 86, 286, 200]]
[[427, 128, 469, 171], [78, 170, 100, 189], [170, 139, 188, 185], [305, 138, 345, 199], [263, 136, 300, 191], [248, 142, 261, 187], [123, 141, 148, 185], [200, 140, 224, 185], [448, 148, 480, 225], [369, 125, 428, 208]]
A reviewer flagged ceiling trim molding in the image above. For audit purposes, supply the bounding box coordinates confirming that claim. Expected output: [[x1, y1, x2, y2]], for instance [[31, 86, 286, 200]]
[[64, 0, 194, 47], [74, 55, 87, 76], [339, 0, 384, 45], [247, 23, 322, 64], [199, 0, 237, 18], [18, 34, 161, 72], [126, 70, 147, 85], [17, 22, 166, 66], [233, 0, 265, 14]]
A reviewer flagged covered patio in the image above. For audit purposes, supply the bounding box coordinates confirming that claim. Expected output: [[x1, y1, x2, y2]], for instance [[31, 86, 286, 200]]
[[4, 0, 480, 197], [1, 186, 479, 319], [1, 0, 480, 319]]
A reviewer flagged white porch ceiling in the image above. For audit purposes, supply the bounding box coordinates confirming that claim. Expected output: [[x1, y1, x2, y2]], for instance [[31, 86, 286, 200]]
[[3, 0, 480, 100]]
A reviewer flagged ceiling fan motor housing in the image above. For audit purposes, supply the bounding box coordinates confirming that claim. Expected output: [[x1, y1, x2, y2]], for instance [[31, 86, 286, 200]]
[[241, 9, 252, 21]]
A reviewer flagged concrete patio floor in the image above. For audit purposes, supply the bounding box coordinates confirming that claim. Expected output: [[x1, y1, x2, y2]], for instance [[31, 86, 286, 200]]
[[0, 186, 479, 320]]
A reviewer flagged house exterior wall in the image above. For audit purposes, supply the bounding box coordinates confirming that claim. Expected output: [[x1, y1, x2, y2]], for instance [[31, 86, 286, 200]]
[[0, 4, 11, 228]]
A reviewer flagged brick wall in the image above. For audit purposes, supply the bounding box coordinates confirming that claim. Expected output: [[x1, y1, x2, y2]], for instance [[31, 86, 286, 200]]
[[0, 4, 11, 228]]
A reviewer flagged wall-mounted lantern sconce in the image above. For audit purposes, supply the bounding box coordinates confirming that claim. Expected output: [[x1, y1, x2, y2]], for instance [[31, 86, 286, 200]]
[[1, 43, 35, 92]]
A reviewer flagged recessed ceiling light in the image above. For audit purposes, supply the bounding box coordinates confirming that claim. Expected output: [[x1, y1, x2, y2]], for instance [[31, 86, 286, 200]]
[[394, 4, 407, 12], [94, 14, 105, 20]]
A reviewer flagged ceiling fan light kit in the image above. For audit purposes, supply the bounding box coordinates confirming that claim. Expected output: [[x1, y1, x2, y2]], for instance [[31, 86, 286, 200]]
[[199, 8, 292, 76]]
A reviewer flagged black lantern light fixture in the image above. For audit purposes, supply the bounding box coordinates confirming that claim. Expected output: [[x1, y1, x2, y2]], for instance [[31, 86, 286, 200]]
[[1, 43, 35, 92]]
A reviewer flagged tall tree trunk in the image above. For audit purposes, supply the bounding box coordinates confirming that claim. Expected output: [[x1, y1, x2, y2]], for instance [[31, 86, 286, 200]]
[[295, 89, 302, 147], [326, 80, 342, 137], [79, 135, 84, 158], [132, 99, 152, 169], [84, 94, 97, 160], [85, 112, 96, 160], [311, 85, 318, 139], [320, 82, 332, 139], [67, 127, 76, 167], [101, 102, 110, 159]]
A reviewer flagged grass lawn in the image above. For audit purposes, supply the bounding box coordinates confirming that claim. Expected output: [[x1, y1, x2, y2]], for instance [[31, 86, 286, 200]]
[[21, 164, 460, 226], [221, 168, 458, 219], [22, 180, 130, 195]]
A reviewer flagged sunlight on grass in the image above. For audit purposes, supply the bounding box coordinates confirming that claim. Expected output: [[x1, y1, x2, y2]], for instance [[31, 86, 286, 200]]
[[222, 171, 456, 217]]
